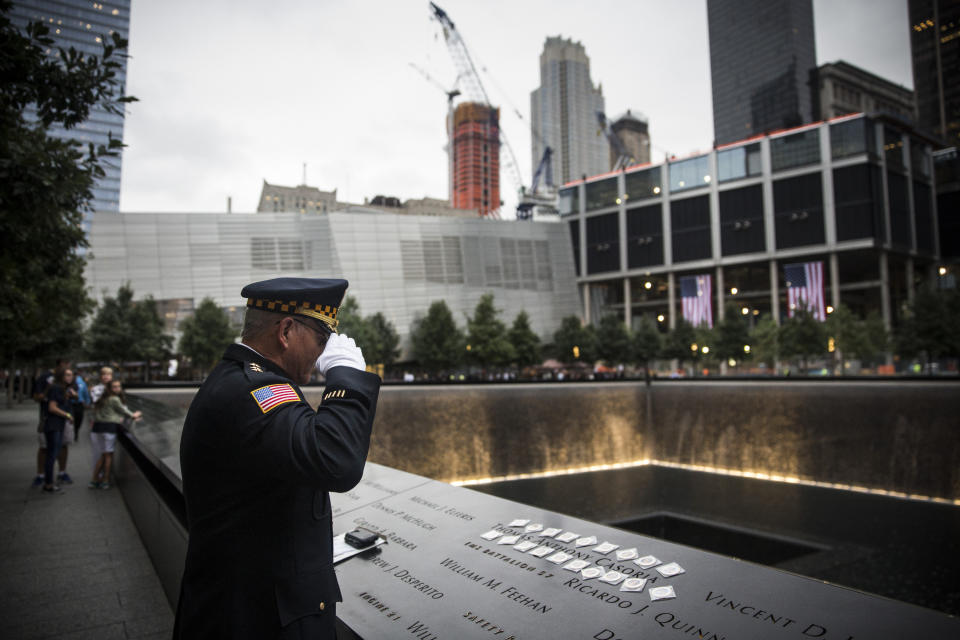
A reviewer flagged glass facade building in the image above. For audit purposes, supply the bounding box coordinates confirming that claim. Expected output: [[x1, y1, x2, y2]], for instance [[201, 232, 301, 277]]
[[9, 0, 131, 217], [530, 37, 608, 186], [560, 115, 941, 334], [707, 0, 817, 145], [85, 211, 580, 352], [909, 0, 960, 146]]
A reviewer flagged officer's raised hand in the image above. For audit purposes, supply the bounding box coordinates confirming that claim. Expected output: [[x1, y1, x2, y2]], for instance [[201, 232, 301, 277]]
[[316, 333, 366, 374]]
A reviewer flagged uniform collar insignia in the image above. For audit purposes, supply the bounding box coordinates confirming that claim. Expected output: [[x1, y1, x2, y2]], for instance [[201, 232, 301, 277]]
[[249, 362, 264, 373]]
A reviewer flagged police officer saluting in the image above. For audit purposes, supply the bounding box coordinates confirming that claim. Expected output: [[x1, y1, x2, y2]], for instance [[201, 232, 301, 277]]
[[174, 278, 380, 639]]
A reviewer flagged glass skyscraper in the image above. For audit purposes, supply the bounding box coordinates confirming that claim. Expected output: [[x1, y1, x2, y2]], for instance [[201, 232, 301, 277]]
[[707, 0, 817, 146], [9, 0, 132, 215], [530, 37, 608, 187], [909, 0, 960, 147]]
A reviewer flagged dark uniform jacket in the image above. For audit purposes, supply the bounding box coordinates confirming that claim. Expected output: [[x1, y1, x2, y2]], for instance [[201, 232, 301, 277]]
[[174, 343, 380, 639]]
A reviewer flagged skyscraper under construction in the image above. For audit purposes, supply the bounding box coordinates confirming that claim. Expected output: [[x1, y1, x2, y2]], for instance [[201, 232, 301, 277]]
[[451, 102, 500, 217]]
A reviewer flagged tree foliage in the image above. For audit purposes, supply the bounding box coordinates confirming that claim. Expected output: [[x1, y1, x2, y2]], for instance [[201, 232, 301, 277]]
[[552, 315, 596, 364], [713, 304, 752, 363], [86, 284, 171, 368], [595, 314, 631, 365], [410, 300, 465, 371], [363, 312, 401, 366], [894, 287, 959, 366], [631, 316, 662, 369], [335, 297, 399, 366], [178, 298, 236, 374], [465, 294, 515, 368], [750, 315, 780, 368], [661, 320, 696, 364], [0, 4, 134, 368], [779, 308, 827, 372], [508, 311, 542, 368], [826, 304, 888, 372]]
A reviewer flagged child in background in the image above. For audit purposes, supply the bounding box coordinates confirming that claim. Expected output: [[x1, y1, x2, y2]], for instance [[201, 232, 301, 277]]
[[89, 379, 141, 489]]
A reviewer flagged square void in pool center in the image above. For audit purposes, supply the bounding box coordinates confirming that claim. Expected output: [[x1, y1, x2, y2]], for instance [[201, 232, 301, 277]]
[[612, 511, 826, 566]]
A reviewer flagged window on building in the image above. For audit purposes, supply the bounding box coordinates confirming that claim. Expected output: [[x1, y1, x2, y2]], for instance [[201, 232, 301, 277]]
[[626, 203, 663, 268], [833, 165, 883, 242], [624, 166, 662, 199], [831, 118, 874, 159], [887, 172, 911, 250], [585, 176, 619, 211], [883, 127, 905, 171], [586, 212, 620, 274], [770, 129, 821, 171], [559, 186, 579, 215], [719, 185, 765, 256], [913, 181, 935, 254], [669, 155, 710, 192], [568, 220, 580, 276], [773, 173, 825, 249], [717, 143, 762, 182], [910, 139, 931, 179], [670, 195, 711, 262]]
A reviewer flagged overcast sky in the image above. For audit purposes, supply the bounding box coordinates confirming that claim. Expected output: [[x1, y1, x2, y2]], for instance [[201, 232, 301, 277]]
[[118, 0, 913, 216]]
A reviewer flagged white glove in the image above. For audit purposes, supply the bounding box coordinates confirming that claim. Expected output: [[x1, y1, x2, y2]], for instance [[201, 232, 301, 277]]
[[315, 333, 366, 374]]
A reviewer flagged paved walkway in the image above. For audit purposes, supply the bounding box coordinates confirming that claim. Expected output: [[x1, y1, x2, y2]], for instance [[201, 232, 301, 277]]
[[0, 404, 174, 640]]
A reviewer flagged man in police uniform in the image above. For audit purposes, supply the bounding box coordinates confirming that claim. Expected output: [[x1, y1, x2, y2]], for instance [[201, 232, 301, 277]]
[[174, 278, 380, 639]]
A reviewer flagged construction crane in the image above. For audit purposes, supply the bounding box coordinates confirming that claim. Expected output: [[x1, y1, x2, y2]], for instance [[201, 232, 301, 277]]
[[516, 146, 557, 220], [429, 2, 527, 219]]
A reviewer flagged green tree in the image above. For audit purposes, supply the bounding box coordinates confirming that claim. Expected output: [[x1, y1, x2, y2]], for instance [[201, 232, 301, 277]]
[[86, 284, 172, 378], [363, 312, 400, 366], [858, 311, 888, 365], [894, 287, 957, 371], [750, 315, 780, 371], [595, 314, 631, 366], [713, 304, 752, 366], [336, 296, 371, 346], [661, 320, 696, 365], [631, 316, 662, 372], [178, 298, 236, 376], [826, 304, 889, 374], [410, 300, 465, 372], [508, 311, 542, 369], [466, 294, 515, 369], [825, 303, 860, 374], [779, 308, 827, 373], [552, 315, 596, 364], [0, 4, 134, 377]]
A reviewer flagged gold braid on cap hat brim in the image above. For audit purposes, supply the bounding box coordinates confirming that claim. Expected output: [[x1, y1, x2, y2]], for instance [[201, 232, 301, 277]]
[[246, 298, 339, 332]]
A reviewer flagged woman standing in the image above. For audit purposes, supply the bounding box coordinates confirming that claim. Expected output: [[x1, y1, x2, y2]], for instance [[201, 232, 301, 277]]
[[42, 369, 76, 493], [90, 379, 142, 489]]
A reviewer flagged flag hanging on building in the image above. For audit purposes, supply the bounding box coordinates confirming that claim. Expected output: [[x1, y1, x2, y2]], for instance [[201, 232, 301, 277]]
[[784, 261, 826, 321], [680, 274, 713, 328]]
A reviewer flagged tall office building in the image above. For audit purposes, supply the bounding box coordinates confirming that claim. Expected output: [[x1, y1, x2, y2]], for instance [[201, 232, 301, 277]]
[[609, 110, 651, 169], [9, 0, 131, 215], [909, 0, 960, 146], [531, 37, 608, 187], [451, 102, 500, 217], [707, 0, 817, 146]]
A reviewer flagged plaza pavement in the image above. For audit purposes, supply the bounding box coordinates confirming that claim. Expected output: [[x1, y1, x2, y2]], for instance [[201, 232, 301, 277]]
[[0, 404, 174, 639]]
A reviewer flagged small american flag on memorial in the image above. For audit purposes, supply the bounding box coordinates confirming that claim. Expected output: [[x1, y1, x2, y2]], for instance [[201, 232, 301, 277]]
[[680, 274, 713, 328], [784, 261, 826, 322], [250, 384, 300, 413]]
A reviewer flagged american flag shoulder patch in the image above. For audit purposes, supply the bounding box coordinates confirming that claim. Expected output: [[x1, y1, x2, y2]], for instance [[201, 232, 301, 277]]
[[250, 383, 300, 414]]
